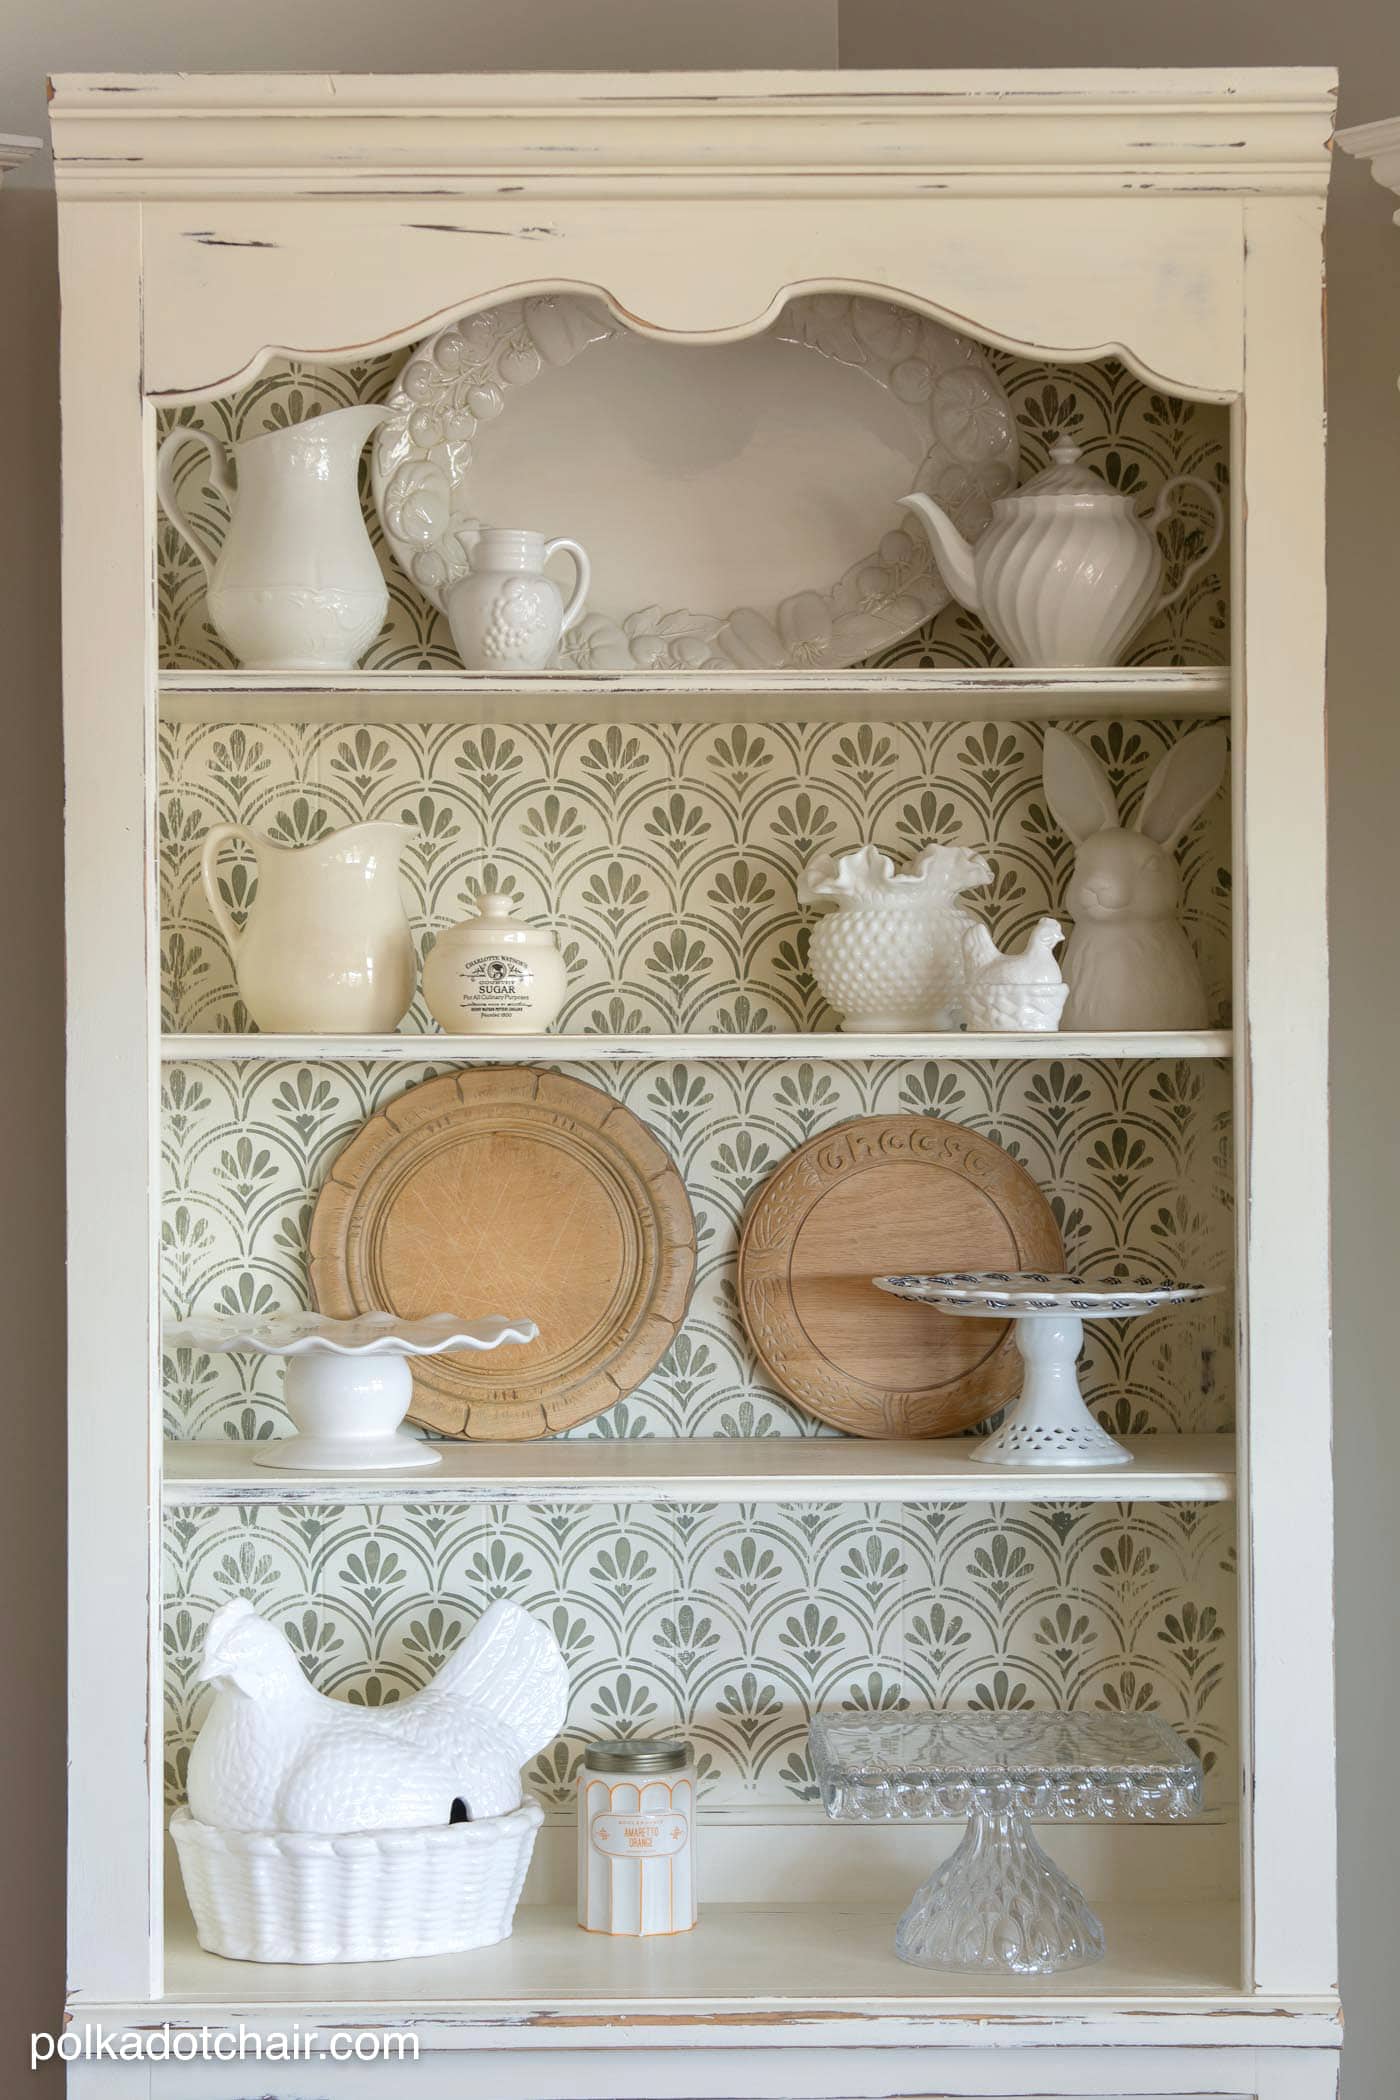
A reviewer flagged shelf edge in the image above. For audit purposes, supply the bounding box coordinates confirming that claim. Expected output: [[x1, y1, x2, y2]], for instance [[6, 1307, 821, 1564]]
[[159, 1031, 1236, 1064]]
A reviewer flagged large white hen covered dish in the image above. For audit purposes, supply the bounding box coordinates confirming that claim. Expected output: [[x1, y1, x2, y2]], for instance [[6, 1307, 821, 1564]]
[[171, 1598, 568, 1962]]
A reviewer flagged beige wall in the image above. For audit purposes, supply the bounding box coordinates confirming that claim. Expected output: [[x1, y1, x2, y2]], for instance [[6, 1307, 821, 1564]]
[[2, 6, 1394, 2095]]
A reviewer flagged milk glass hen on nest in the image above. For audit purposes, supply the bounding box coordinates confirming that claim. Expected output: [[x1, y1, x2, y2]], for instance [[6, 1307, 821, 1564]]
[[187, 1597, 568, 1833]]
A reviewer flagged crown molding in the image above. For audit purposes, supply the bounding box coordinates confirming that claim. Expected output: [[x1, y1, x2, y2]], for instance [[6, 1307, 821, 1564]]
[[47, 69, 1338, 202], [0, 134, 41, 182], [1338, 114, 1400, 205]]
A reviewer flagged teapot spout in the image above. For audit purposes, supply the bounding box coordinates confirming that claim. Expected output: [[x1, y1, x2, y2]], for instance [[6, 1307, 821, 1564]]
[[899, 492, 981, 613]]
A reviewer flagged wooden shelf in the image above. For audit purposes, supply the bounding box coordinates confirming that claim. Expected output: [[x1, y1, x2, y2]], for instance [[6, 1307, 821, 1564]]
[[161, 1029, 1234, 1064], [158, 664, 1231, 727], [162, 1434, 1236, 1507], [149, 1894, 1341, 2049]]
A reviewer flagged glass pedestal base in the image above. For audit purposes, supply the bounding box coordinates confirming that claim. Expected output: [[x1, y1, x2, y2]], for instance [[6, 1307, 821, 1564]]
[[895, 1804, 1105, 1975], [810, 1709, 1203, 1977]]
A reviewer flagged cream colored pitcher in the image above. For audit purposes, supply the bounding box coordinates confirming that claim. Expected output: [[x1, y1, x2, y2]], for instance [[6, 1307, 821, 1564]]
[[200, 821, 416, 1034], [158, 405, 388, 670]]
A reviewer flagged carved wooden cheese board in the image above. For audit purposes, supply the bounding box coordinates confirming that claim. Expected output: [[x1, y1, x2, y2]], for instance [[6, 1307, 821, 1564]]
[[736, 1115, 1063, 1438], [310, 1068, 696, 1440]]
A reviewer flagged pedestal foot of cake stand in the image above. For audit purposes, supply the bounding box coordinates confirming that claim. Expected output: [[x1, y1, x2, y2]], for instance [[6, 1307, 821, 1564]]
[[894, 1804, 1106, 1975], [972, 1312, 1132, 1468]]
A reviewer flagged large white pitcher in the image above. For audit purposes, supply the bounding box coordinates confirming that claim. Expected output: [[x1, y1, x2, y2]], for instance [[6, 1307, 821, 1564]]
[[200, 821, 416, 1034], [158, 406, 388, 670]]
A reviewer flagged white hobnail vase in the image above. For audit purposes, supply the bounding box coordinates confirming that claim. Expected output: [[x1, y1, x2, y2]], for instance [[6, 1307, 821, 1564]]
[[799, 845, 992, 1031]]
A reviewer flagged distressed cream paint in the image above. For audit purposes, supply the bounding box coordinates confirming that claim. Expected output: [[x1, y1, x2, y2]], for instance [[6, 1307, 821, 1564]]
[[48, 66, 1337, 2100], [1, 16, 1387, 2098]]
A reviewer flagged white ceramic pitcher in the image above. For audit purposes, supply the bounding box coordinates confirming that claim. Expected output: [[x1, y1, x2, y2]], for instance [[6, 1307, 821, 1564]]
[[200, 820, 416, 1034], [445, 527, 591, 670], [158, 405, 388, 670]]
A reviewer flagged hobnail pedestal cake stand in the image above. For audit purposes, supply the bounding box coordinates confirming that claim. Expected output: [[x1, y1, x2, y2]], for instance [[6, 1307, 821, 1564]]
[[872, 1271, 1213, 1467], [810, 1710, 1203, 1975], [163, 1311, 538, 1471]]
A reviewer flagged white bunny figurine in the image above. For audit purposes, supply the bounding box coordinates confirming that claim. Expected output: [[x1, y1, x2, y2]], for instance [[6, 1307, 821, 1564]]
[[1042, 725, 1227, 1031]]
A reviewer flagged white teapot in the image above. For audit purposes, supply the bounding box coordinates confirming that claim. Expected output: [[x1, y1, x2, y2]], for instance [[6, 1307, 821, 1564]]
[[900, 439, 1224, 668]]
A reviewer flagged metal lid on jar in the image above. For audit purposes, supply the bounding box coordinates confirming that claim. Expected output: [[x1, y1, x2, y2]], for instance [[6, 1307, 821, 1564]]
[[584, 1738, 692, 1774]]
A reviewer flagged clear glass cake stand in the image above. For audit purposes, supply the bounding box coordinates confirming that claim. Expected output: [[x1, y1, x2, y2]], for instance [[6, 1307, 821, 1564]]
[[810, 1711, 1202, 1975]]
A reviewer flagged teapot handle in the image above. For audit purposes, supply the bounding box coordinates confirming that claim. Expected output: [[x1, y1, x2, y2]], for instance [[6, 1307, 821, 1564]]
[[157, 428, 233, 582], [1149, 475, 1225, 612], [543, 537, 591, 637], [200, 823, 260, 965]]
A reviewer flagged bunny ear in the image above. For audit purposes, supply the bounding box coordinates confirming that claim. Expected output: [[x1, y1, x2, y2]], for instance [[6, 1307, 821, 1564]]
[[1135, 726, 1228, 847], [1042, 728, 1119, 844]]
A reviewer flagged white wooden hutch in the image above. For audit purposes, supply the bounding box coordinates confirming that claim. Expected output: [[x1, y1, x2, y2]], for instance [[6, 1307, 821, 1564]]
[[52, 70, 1339, 2100]]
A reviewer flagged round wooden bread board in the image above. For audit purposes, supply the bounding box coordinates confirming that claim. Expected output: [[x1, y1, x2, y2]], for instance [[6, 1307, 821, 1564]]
[[736, 1115, 1064, 1439], [309, 1068, 696, 1440]]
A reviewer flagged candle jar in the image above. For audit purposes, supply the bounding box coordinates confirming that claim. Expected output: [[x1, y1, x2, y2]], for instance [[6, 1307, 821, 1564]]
[[577, 1739, 697, 1936]]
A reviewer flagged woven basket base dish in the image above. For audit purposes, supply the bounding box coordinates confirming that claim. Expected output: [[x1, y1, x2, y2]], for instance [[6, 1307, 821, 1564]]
[[171, 1797, 543, 1963]]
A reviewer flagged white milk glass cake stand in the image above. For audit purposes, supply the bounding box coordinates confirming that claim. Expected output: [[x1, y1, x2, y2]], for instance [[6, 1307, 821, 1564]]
[[810, 1711, 1202, 1975], [872, 1271, 1212, 1468], [164, 1312, 538, 1471]]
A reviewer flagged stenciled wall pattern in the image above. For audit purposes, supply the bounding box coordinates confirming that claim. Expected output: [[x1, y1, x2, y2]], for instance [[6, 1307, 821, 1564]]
[[154, 341, 1229, 675], [161, 1050, 1235, 1812], [164, 1497, 1236, 1816], [161, 1054, 1233, 1446], [156, 324, 1237, 1834], [160, 716, 1231, 1036]]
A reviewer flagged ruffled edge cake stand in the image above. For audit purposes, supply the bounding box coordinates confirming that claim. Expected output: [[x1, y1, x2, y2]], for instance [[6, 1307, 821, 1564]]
[[810, 1710, 1203, 1975], [872, 1271, 1214, 1468], [163, 1311, 539, 1471]]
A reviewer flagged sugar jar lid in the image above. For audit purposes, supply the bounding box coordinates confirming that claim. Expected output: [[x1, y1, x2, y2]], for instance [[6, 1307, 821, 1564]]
[[584, 1738, 692, 1773], [474, 890, 519, 919]]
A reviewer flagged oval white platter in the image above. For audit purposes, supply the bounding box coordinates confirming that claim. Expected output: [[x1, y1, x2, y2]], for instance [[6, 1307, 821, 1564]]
[[372, 293, 1019, 672], [164, 1311, 539, 1357], [873, 1272, 1212, 1318]]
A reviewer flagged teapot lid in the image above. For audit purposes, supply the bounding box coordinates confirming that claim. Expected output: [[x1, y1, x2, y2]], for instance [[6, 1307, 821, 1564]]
[[1016, 437, 1117, 500]]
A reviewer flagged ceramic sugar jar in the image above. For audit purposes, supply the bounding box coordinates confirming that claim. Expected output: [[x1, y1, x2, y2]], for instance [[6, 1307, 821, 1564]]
[[445, 527, 591, 671], [423, 892, 569, 1034], [799, 844, 993, 1031], [900, 440, 1224, 668]]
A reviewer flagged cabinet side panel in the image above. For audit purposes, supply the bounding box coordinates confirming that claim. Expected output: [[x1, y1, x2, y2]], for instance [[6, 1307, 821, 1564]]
[[1239, 196, 1336, 1997], [61, 199, 161, 2001]]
